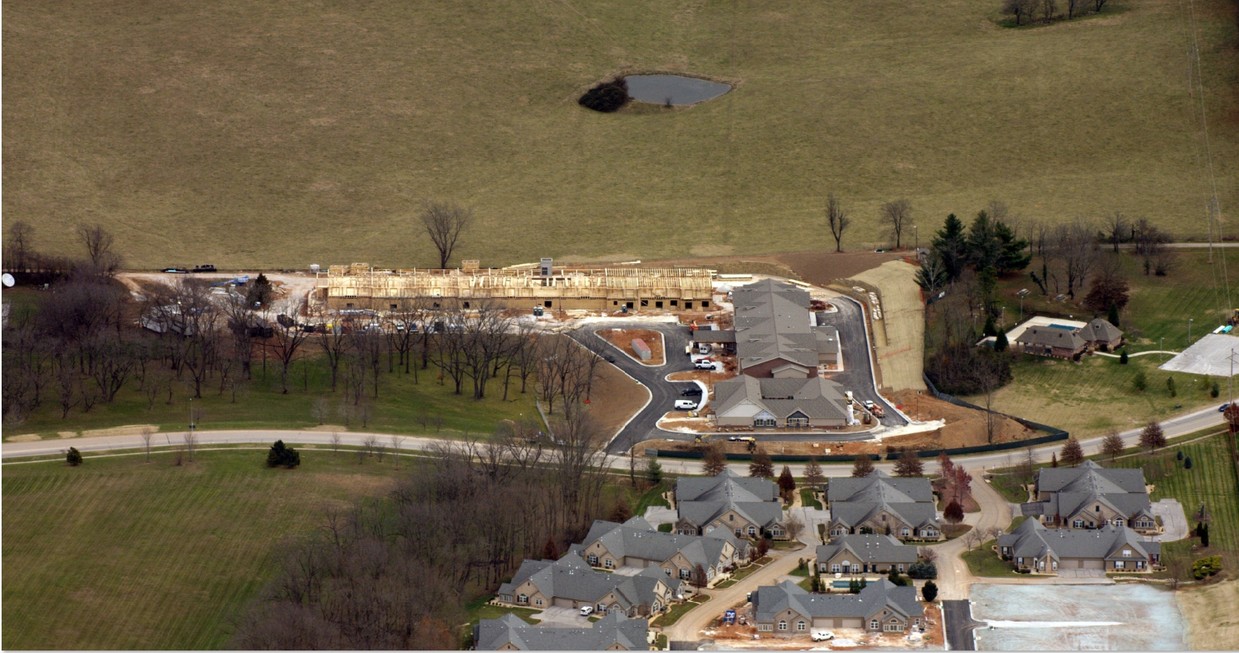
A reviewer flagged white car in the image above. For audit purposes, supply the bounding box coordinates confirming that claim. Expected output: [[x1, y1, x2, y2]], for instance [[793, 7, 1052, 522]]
[[811, 630, 834, 642], [694, 359, 716, 370], [674, 399, 698, 410], [579, 606, 594, 617]]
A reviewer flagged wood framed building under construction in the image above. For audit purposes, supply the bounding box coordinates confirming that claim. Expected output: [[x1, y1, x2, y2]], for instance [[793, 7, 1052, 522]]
[[316, 262, 716, 313]]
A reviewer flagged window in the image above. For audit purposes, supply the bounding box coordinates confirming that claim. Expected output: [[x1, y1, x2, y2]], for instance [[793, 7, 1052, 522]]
[[680, 569, 692, 580], [671, 300, 679, 307], [735, 529, 742, 537], [390, 304, 398, 310], [1115, 519, 1125, 527], [884, 622, 903, 632], [729, 515, 734, 522], [748, 526, 757, 536], [535, 598, 543, 607], [787, 417, 808, 428], [897, 564, 905, 572], [778, 621, 788, 631], [517, 594, 528, 605], [1017, 557, 1024, 565], [587, 554, 599, 565], [796, 621, 807, 631], [685, 302, 693, 309], [462, 301, 470, 309], [641, 300, 648, 307], [702, 300, 710, 308], [1073, 520, 1084, 528], [1122, 549, 1132, 557], [1114, 560, 1125, 569], [831, 564, 841, 573], [754, 418, 776, 427], [1096, 506, 1101, 512], [759, 624, 773, 632], [544, 300, 553, 308], [901, 528, 910, 537], [870, 620, 879, 630], [605, 559, 615, 569], [1137, 561, 1145, 569], [656, 301, 664, 309]]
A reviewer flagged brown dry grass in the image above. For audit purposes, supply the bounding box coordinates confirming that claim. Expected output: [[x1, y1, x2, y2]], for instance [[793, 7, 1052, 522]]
[[587, 359, 650, 438], [597, 327, 666, 365], [1177, 579, 1239, 650]]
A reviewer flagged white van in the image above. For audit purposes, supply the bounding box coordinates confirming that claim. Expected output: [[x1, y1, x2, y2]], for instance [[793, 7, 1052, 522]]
[[579, 606, 594, 617], [674, 399, 698, 410]]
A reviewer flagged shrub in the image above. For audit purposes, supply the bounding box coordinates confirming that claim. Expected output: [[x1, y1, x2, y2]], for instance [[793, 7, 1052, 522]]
[[1133, 370, 1147, 392], [1211, 381, 1220, 398], [578, 78, 630, 113], [1192, 555, 1222, 580], [1119, 349, 1129, 365], [908, 560, 938, 579], [66, 447, 82, 466], [266, 440, 301, 468], [922, 580, 939, 603]]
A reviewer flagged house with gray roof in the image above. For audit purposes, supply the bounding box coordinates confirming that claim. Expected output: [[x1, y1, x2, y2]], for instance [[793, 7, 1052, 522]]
[[495, 551, 681, 616], [474, 613, 649, 651], [1081, 318, 1123, 351], [827, 471, 941, 541], [732, 279, 838, 378], [752, 579, 923, 634], [997, 518, 1160, 574], [816, 534, 918, 575], [713, 375, 850, 429], [675, 469, 787, 539], [1015, 325, 1088, 359], [576, 517, 745, 587], [1023, 461, 1156, 533]]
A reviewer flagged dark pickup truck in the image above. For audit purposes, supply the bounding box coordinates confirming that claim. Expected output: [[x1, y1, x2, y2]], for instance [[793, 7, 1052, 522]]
[[191, 264, 217, 273]]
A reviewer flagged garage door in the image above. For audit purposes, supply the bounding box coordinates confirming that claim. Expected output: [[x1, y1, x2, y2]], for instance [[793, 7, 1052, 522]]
[[818, 618, 861, 629], [1073, 559, 1104, 570], [554, 598, 573, 608]]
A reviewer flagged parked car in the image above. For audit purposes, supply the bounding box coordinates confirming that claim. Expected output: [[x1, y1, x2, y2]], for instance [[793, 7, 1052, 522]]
[[604, 354, 617, 363], [674, 399, 698, 410], [191, 264, 217, 273], [161, 267, 189, 274], [1220, 403, 1232, 413], [681, 386, 703, 396], [579, 606, 594, 617], [811, 630, 834, 642], [694, 359, 716, 370]]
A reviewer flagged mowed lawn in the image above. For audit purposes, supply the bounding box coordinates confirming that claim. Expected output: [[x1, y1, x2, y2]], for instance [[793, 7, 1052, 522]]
[[966, 250, 1239, 437], [3, 1, 1236, 269], [1, 449, 405, 649], [4, 351, 537, 440]]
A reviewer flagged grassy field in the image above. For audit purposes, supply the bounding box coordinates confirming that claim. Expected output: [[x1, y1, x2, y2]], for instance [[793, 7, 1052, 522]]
[[1, 449, 406, 649], [4, 349, 537, 441], [961, 540, 1022, 578], [964, 250, 1239, 437], [3, 2, 1235, 269]]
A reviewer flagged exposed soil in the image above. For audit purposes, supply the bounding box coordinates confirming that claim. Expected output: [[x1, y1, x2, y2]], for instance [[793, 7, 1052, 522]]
[[883, 390, 1036, 450], [587, 360, 651, 438], [703, 601, 940, 650], [597, 327, 666, 365]]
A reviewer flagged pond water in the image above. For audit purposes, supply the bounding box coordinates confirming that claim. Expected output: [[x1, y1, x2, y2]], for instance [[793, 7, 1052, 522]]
[[971, 584, 1186, 651], [624, 74, 731, 106]]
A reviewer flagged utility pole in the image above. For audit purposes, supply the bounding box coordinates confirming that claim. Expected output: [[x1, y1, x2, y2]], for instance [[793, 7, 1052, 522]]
[[1188, 318, 1194, 345]]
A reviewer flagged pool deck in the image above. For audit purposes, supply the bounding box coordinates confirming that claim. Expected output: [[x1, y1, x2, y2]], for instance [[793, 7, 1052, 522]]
[[1004, 316, 1088, 345]]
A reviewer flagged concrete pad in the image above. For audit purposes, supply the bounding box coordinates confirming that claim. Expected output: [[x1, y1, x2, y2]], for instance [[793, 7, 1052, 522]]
[[1158, 333, 1239, 376], [1151, 499, 1189, 542]]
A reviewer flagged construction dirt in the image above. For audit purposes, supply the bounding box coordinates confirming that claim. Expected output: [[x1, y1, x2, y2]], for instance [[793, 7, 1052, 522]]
[[597, 327, 666, 365], [700, 600, 941, 650]]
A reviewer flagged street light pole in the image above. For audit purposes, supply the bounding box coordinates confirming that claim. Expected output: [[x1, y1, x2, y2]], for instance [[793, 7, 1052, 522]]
[[1188, 318, 1193, 345]]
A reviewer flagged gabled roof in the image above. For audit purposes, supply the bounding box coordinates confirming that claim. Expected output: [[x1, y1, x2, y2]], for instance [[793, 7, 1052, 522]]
[[997, 519, 1159, 561], [475, 613, 649, 650], [676, 469, 783, 530], [1015, 326, 1087, 351], [1082, 318, 1123, 342], [732, 279, 819, 371], [496, 552, 672, 609], [827, 471, 939, 531], [580, 519, 740, 569], [753, 579, 922, 622], [1034, 461, 1150, 519], [816, 534, 918, 565], [714, 376, 849, 421]]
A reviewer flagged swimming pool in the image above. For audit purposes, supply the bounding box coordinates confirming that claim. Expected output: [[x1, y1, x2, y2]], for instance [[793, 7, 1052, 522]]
[[1047, 323, 1077, 331]]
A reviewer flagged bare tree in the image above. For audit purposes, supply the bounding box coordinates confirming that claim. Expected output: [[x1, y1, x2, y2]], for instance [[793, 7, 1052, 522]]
[[1059, 437, 1085, 466], [851, 455, 875, 478], [4, 220, 35, 270], [1065, 0, 1085, 18], [330, 431, 342, 455], [1039, 0, 1057, 22], [1101, 430, 1124, 460], [75, 223, 122, 275], [420, 201, 473, 269], [311, 398, 330, 424], [880, 199, 913, 250], [804, 457, 825, 491], [703, 442, 727, 476], [141, 428, 154, 463], [1002, 0, 1039, 25], [389, 435, 404, 469], [893, 448, 924, 477], [785, 515, 805, 542], [1103, 211, 1129, 253], [268, 313, 311, 394], [184, 428, 198, 463], [826, 193, 850, 253]]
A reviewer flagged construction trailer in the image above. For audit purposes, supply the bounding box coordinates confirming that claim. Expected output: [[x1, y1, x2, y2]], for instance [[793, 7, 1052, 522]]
[[317, 263, 716, 313]]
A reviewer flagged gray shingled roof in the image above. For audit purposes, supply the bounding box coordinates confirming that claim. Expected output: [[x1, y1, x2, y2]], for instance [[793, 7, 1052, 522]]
[[1015, 325, 1087, 351], [816, 535, 918, 566], [997, 519, 1159, 561], [733, 279, 820, 371], [496, 552, 674, 611], [827, 471, 939, 531], [694, 330, 737, 344], [1082, 318, 1123, 343], [753, 579, 922, 622], [1034, 461, 1151, 519], [676, 469, 783, 531], [714, 375, 849, 421], [579, 518, 740, 570], [475, 613, 648, 650]]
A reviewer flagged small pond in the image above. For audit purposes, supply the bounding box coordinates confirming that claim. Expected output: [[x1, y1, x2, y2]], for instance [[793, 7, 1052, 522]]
[[623, 74, 731, 106]]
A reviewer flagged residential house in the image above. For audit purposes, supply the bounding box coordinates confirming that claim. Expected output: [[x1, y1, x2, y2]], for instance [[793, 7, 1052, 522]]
[[827, 471, 941, 541], [752, 579, 923, 634], [495, 551, 681, 616], [474, 613, 649, 651], [576, 517, 745, 586], [1080, 318, 1124, 351], [1015, 326, 1087, 359], [713, 375, 850, 429], [816, 534, 918, 575], [732, 279, 838, 378], [675, 469, 787, 539], [997, 519, 1160, 574], [1022, 460, 1156, 533]]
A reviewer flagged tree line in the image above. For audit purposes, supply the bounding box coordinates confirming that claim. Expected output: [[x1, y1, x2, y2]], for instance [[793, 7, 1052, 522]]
[[233, 413, 615, 649], [1002, 0, 1111, 26]]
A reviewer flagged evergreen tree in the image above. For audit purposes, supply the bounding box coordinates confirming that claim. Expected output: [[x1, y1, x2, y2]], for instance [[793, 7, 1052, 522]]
[[983, 314, 998, 338], [944, 500, 964, 524], [1184, 456, 1193, 470], [1108, 304, 1121, 328], [66, 447, 83, 466], [1119, 349, 1129, 365], [1202, 523, 1210, 547], [922, 580, 939, 603], [266, 440, 301, 468], [932, 214, 968, 282], [646, 457, 663, 486], [848, 578, 860, 594], [777, 465, 797, 502], [995, 330, 1009, 352], [994, 220, 1031, 273], [1051, 452, 1058, 468]]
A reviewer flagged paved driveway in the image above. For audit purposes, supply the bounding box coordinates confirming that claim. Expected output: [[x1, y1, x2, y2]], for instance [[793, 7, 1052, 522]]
[[534, 606, 591, 626], [815, 295, 906, 428], [1056, 569, 1107, 579], [642, 506, 678, 526], [1151, 499, 1189, 542]]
